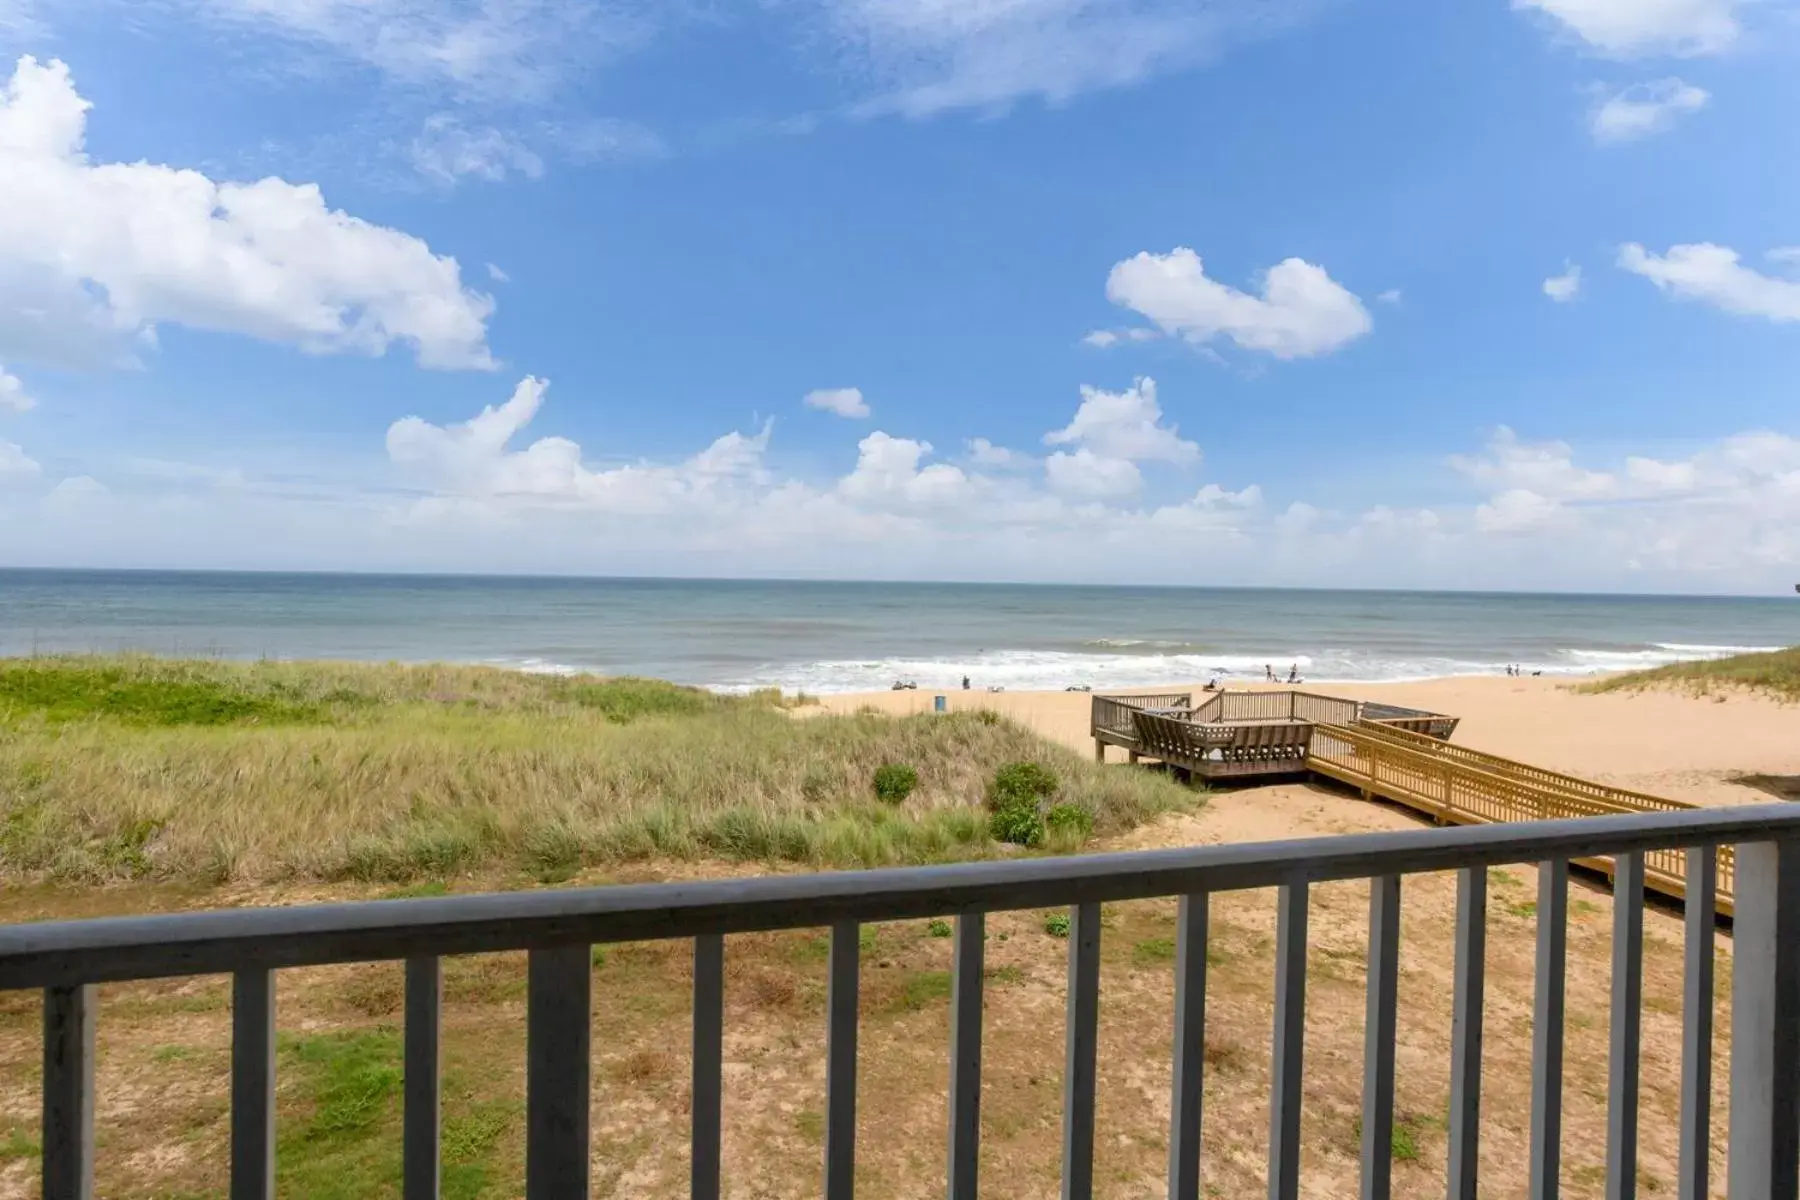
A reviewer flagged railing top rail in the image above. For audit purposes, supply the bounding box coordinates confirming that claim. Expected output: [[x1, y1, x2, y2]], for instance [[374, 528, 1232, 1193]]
[[5, 804, 1796, 991]]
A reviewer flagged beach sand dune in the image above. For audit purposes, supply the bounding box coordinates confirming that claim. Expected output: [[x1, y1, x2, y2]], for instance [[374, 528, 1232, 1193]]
[[818, 676, 1800, 810]]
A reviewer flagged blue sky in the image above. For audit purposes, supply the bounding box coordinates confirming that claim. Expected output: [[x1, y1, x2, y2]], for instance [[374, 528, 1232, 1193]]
[[1, 0, 1798, 592]]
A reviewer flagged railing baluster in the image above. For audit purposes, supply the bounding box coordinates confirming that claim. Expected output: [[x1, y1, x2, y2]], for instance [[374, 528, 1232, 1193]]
[[1169, 893, 1209, 1200], [231, 969, 276, 1200], [692, 934, 725, 1200], [526, 945, 591, 1199], [825, 920, 860, 1200], [947, 913, 984, 1200], [1530, 859, 1568, 1200], [405, 956, 442, 1200], [1268, 881, 1309, 1200], [1607, 852, 1645, 1200], [1728, 838, 1800, 1200], [1446, 866, 1486, 1200], [1360, 876, 1401, 1200], [1063, 902, 1102, 1200], [42, 984, 95, 1200], [1677, 846, 1716, 1200]]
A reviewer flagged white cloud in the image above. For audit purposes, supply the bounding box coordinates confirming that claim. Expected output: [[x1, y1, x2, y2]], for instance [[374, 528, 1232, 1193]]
[[804, 387, 872, 419], [0, 439, 37, 478], [1044, 378, 1199, 464], [1081, 327, 1160, 348], [1105, 247, 1372, 359], [1589, 78, 1708, 143], [189, 0, 658, 101], [839, 431, 972, 506], [0, 57, 495, 372], [967, 437, 1022, 467], [1376, 289, 1402, 305], [1045, 448, 1142, 497], [410, 115, 544, 184], [388, 376, 775, 514], [1513, 0, 1741, 56], [1475, 488, 1563, 533], [814, 0, 1324, 118], [1543, 263, 1583, 302], [0, 364, 32, 412], [487, 263, 510, 283], [1451, 427, 1616, 500], [1619, 242, 1800, 323]]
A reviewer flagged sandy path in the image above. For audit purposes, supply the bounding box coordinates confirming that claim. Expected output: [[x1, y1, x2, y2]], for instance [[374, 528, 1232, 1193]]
[[815, 676, 1800, 808]]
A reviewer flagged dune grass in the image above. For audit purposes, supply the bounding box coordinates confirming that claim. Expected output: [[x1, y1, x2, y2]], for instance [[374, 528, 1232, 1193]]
[[0, 656, 1200, 886], [1580, 644, 1800, 701]]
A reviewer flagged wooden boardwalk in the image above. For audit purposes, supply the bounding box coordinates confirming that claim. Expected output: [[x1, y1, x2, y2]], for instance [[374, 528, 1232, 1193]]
[[1306, 720, 1736, 914]]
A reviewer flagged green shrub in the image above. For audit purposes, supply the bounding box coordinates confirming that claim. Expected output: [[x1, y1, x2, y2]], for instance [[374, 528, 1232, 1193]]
[[1045, 803, 1093, 838], [926, 918, 953, 938], [987, 761, 1059, 810], [988, 799, 1042, 847], [872, 763, 919, 805], [1044, 911, 1071, 937]]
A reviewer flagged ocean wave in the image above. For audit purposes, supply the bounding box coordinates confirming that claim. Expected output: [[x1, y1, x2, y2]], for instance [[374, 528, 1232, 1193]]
[[719, 641, 1783, 694]]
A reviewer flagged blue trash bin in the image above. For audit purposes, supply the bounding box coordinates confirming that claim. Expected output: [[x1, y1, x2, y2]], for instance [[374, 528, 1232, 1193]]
[[934, 694, 946, 713]]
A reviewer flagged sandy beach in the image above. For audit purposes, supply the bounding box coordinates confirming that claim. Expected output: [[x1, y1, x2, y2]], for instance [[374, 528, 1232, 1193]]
[[817, 675, 1800, 810]]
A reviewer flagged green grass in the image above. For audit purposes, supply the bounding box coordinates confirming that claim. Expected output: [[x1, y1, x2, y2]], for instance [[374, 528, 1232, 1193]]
[[0, 1126, 37, 1160], [1132, 936, 1177, 966], [890, 969, 954, 1012], [0, 656, 1200, 886], [277, 1030, 405, 1198], [1581, 645, 1800, 700]]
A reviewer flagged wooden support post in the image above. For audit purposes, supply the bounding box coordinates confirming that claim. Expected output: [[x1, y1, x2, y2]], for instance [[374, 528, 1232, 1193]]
[[1094, 741, 1105, 764], [1128, 750, 1140, 765]]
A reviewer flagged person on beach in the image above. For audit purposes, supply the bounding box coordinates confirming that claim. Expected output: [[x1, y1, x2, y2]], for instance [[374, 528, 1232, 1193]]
[[962, 675, 970, 690], [1265, 664, 1275, 682]]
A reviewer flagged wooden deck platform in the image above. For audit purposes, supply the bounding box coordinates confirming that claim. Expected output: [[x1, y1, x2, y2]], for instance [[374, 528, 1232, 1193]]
[[1090, 689, 1458, 779], [1093, 688, 1732, 911]]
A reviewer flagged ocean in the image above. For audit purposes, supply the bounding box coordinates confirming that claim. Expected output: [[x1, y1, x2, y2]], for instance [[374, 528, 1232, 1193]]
[[2, 570, 1796, 694]]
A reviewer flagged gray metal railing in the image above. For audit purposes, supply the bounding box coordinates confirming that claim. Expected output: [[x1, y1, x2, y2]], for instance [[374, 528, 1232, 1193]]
[[8, 805, 1800, 1199]]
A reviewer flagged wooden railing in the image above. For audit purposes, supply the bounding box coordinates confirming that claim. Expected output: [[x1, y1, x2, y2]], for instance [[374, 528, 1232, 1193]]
[[1308, 723, 1737, 911], [8, 807, 1800, 1198], [1090, 691, 1192, 737]]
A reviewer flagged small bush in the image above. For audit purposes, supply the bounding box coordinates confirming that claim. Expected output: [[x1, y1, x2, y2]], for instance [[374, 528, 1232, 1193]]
[[872, 763, 919, 805], [926, 918, 953, 938], [987, 761, 1059, 810], [1045, 803, 1093, 838], [989, 799, 1042, 847], [1044, 911, 1071, 938]]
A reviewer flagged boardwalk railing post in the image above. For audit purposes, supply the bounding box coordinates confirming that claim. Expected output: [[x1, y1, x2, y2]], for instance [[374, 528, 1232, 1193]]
[[1678, 846, 1716, 1200], [692, 934, 725, 1200], [231, 969, 276, 1200], [1063, 902, 1102, 1200], [947, 913, 984, 1200], [405, 956, 442, 1200], [1446, 866, 1486, 1200], [526, 945, 592, 1200], [1360, 876, 1400, 1200], [824, 920, 860, 1200], [1268, 881, 1309, 1200], [1728, 839, 1800, 1200], [42, 984, 94, 1200], [1169, 893, 1209, 1200]]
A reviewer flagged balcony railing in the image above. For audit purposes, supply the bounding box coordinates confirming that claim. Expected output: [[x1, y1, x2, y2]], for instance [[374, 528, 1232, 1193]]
[[6, 804, 1800, 1199]]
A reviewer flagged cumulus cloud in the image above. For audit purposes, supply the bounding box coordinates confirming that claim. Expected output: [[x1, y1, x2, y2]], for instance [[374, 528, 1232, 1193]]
[[0, 57, 495, 372], [812, 0, 1324, 118], [1452, 427, 1617, 500], [388, 376, 774, 512], [1044, 378, 1198, 464], [1105, 247, 1371, 360], [967, 437, 1022, 467], [804, 387, 872, 419], [0, 364, 32, 412], [1045, 448, 1142, 497], [1618, 243, 1800, 323], [839, 431, 973, 506], [1589, 79, 1708, 143], [1543, 263, 1583, 302], [1513, 0, 1741, 56], [0, 439, 37, 478]]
